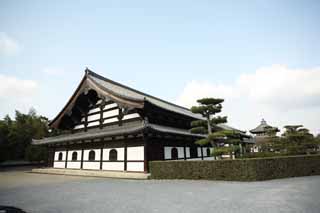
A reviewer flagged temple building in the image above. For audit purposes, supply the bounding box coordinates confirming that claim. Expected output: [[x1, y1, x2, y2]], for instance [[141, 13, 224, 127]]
[[33, 69, 252, 173], [250, 119, 279, 137], [250, 119, 279, 152]]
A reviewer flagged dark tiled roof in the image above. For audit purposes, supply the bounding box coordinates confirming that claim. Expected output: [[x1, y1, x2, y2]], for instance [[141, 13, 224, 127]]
[[250, 119, 278, 133], [87, 70, 203, 120]]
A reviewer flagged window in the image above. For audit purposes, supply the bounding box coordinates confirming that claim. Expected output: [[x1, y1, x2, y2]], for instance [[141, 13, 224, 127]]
[[88, 150, 95, 161], [109, 149, 117, 162], [206, 148, 211, 157], [171, 147, 178, 160], [58, 152, 63, 161], [72, 152, 78, 161]]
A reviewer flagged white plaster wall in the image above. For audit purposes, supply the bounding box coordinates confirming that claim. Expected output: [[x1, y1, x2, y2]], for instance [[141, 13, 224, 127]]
[[74, 124, 84, 129], [103, 117, 118, 124], [102, 162, 124, 171], [197, 147, 202, 157], [202, 147, 208, 157], [82, 149, 101, 170], [123, 113, 140, 120], [83, 149, 101, 161], [104, 103, 117, 109], [66, 150, 81, 169], [164, 146, 184, 159], [88, 113, 100, 121], [67, 150, 82, 161], [87, 121, 100, 127], [103, 109, 118, 118], [177, 147, 184, 159], [54, 151, 66, 161], [67, 162, 81, 169], [127, 146, 144, 160], [164, 147, 172, 159], [186, 147, 190, 158], [127, 162, 144, 172], [103, 148, 124, 161], [53, 162, 65, 168], [88, 107, 100, 114], [83, 162, 100, 170]]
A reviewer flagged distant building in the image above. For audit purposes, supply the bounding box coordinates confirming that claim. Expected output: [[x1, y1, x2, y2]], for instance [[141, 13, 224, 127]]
[[250, 119, 279, 152], [250, 119, 279, 136]]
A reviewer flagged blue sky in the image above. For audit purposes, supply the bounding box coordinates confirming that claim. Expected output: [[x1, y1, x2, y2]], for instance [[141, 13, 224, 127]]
[[1, 0, 320, 134]]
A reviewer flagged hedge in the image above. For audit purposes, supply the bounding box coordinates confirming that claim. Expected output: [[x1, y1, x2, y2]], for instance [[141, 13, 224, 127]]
[[149, 154, 320, 181]]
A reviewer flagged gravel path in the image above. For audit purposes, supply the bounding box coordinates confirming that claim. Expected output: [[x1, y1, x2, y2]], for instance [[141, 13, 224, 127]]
[[1, 168, 320, 213]]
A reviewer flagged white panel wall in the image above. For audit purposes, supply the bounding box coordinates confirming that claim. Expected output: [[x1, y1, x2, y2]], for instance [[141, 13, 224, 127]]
[[54, 151, 66, 161], [123, 113, 140, 120], [83, 162, 100, 170], [88, 107, 100, 114], [127, 162, 144, 172], [103, 148, 124, 161], [66, 150, 81, 169], [53, 151, 67, 168], [67, 162, 81, 169], [102, 162, 124, 171], [83, 149, 101, 161], [103, 109, 118, 118], [53, 162, 65, 168], [177, 147, 184, 159], [186, 147, 190, 158], [127, 146, 144, 160], [105, 103, 118, 109], [83, 149, 101, 170], [67, 150, 81, 161], [164, 146, 185, 160], [87, 121, 100, 127], [202, 147, 207, 157], [197, 147, 202, 157], [104, 117, 118, 124], [88, 113, 100, 121], [164, 147, 172, 159]]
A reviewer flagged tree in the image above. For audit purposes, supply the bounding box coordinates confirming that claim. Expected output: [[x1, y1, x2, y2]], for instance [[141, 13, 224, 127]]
[[190, 98, 242, 159], [0, 109, 49, 162], [281, 125, 317, 155], [255, 125, 320, 156]]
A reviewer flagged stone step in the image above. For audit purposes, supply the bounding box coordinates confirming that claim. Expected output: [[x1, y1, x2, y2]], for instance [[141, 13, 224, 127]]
[[32, 168, 150, 180]]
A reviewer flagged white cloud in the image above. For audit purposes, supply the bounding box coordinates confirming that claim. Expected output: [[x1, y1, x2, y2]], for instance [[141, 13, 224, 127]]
[[43, 67, 64, 76], [0, 74, 38, 116], [176, 65, 320, 135], [0, 32, 20, 56]]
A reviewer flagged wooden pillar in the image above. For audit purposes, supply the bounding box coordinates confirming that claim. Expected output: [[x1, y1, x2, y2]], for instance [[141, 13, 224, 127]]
[[100, 147, 103, 170], [65, 149, 69, 168], [80, 149, 84, 169], [143, 134, 148, 173], [124, 140, 127, 172], [201, 146, 204, 160], [84, 112, 88, 132]]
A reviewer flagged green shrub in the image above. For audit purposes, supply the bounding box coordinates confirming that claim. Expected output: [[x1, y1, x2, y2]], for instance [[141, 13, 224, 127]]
[[150, 154, 320, 181], [25, 145, 47, 162]]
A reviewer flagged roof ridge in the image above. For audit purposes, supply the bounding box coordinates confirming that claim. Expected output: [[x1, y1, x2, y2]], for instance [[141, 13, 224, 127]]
[[86, 69, 192, 111]]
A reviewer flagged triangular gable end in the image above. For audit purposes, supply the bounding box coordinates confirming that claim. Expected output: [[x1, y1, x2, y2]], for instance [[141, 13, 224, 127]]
[[49, 68, 145, 129]]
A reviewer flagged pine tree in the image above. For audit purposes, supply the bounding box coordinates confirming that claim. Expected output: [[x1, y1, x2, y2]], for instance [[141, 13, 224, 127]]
[[190, 98, 242, 159]]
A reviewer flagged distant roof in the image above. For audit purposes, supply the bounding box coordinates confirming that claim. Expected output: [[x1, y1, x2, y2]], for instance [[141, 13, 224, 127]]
[[250, 119, 278, 134]]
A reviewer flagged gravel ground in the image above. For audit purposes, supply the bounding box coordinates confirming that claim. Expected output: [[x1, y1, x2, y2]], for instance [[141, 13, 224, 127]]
[[1, 168, 320, 213]]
